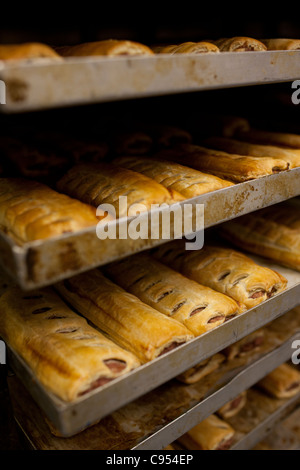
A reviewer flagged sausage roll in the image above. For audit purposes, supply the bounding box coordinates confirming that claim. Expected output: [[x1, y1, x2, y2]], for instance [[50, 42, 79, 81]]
[[222, 328, 265, 360], [204, 136, 300, 169], [155, 42, 220, 54], [217, 391, 247, 419], [0, 286, 140, 402], [156, 144, 289, 182], [56, 39, 154, 57], [0, 42, 61, 60], [176, 353, 226, 384], [55, 270, 194, 364], [0, 178, 99, 244], [213, 37, 267, 52], [233, 127, 300, 150], [220, 202, 300, 271], [257, 363, 300, 398], [105, 254, 242, 336], [261, 39, 300, 50], [178, 414, 235, 450], [57, 162, 184, 218], [113, 156, 234, 198], [152, 241, 287, 309]]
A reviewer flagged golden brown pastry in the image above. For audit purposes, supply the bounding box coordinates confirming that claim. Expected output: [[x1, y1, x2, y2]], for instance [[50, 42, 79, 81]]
[[152, 241, 288, 309], [176, 353, 226, 384], [257, 363, 300, 398], [203, 136, 300, 168], [57, 162, 184, 218], [55, 269, 194, 364], [213, 37, 267, 52], [178, 414, 235, 450], [156, 143, 289, 182], [0, 42, 61, 60], [105, 254, 242, 336], [217, 391, 247, 419], [234, 127, 300, 149], [113, 155, 234, 198], [155, 42, 220, 54], [56, 39, 154, 57], [261, 39, 300, 50], [222, 328, 265, 360], [0, 286, 140, 402], [0, 178, 99, 244], [220, 202, 300, 272]]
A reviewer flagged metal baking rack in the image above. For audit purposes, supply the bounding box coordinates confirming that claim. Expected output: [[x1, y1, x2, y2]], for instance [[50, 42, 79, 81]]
[[0, 51, 300, 112], [1, 167, 299, 291], [4, 259, 300, 438]]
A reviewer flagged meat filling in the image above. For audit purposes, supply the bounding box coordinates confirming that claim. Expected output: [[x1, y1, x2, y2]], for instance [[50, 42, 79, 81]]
[[286, 381, 300, 391], [207, 314, 225, 324], [103, 359, 127, 373], [158, 341, 183, 357], [240, 336, 264, 353], [249, 290, 265, 299], [216, 437, 234, 450]]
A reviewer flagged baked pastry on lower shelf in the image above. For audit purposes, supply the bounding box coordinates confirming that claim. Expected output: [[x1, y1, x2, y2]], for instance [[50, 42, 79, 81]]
[[55, 269, 194, 363], [0, 178, 99, 244], [204, 136, 300, 168], [212, 37, 267, 52], [257, 363, 300, 398], [113, 155, 234, 198], [152, 241, 288, 309], [57, 162, 184, 218], [0, 42, 61, 60], [217, 391, 247, 419], [155, 143, 289, 182], [176, 353, 226, 384], [220, 202, 300, 271], [222, 328, 265, 360], [0, 286, 140, 402], [177, 414, 235, 450], [105, 254, 242, 336], [232, 126, 300, 149], [261, 39, 300, 50], [56, 39, 154, 57]]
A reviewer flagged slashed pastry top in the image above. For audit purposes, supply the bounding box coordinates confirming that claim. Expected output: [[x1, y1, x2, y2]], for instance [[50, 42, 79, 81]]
[[155, 143, 289, 182], [212, 37, 267, 52], [152, 241, 288, 308], [0, 178, 99, 244], [153, 41, 220, 54], [113, 155, 234, 198], [222, 328, 265, 360], [217, 390, 247, 419], [104, 253, 242, 336], [0, 286, 140, 402], [57, 162, 184, 218], [56, 39, 154, 57], [177, 414, 235, 450], [261, 39, 300, 50], [176, 353, 226, 384], [204, 136, 300, 169], [55, 269, 194, 363], [0, 42, 61, 60], [257, 363, 300, 398], [220, 202, 300, 272]]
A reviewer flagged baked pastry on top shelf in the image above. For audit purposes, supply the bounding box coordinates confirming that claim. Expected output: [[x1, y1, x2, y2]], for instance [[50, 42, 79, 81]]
[[211, 37, 267, 52], [113, 155, 234, 198], [0, 178, 99, 244], [57, 162, 184, 218], [261, 39, 300, 50], [0, 42, 61, 60], [55, 39, 154, 57]]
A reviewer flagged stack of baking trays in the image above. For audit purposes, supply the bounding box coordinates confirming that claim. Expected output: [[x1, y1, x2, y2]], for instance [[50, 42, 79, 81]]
[[0, 40, 300, 450]]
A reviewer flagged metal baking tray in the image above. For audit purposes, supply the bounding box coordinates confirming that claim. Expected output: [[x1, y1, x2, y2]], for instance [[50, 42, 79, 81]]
[[5, 259, 300, 438], [0, 51, 300, 113], [6, 313, 300, 449], [1, 167, 300, 290]]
